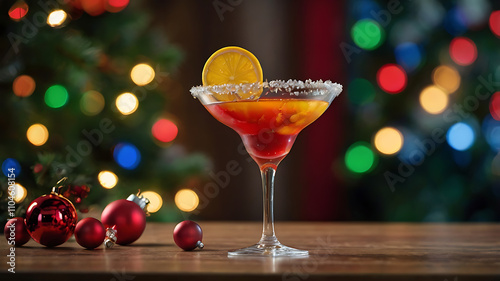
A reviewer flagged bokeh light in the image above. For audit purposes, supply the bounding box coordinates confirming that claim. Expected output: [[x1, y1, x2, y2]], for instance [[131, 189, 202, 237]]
[[449, 37, 477, 66], [419, 86, 448, 114], [113, 142, 141, 170], [47, 9, 67, 27], [490, 10, 500, 37], [348, 78, 376, 105], [351, 19, 384, 50], [374, 127, 404, 155], [81, 0, 106, 16], [141, 191, 163, 213], [107, 0, 130, 13], [175, 189, 199, 212], [8, 1, 28, 21], [26, 124, 49, 146], [444, 7, 467, 36], [116, 92, 139, 115], [345, 142, 376, 173], [12, 184, 27, 203], [98, 170, 118, 189], [377, 64, 407, 94], [13, 75, 35, 97], [432, 65, 461, 94], [152, 119, 178, 143], [394, 42, 422, 72], [489, 92, 500, 121], [2, 158, 21, 177], [447, 122, 475, 151], [80, 90, 105, 116], [131, 63, 155, 86], [45, 85, 69, 108], [482, 115, 500, 151]]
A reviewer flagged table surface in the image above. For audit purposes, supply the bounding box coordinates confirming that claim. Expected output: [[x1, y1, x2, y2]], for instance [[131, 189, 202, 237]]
[[1, 222, 500, 281]]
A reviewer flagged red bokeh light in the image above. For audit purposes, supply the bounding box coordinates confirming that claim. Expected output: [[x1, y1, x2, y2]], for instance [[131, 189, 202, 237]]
[[489, 11, 500, 37], [107, 0, 129, 13], [376, 64, 407, 94], [152, 119, 178, 143], [449, 37, 477, 66], [490, 92, 500, 121], [8, 2, 28, 21]]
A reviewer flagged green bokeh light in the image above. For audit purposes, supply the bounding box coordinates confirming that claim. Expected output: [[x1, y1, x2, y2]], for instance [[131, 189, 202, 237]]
[[45, 85, 68, 108], [351, 19, 384, 50], [345, 142, 376, 173], [348, 78, 376, 105]]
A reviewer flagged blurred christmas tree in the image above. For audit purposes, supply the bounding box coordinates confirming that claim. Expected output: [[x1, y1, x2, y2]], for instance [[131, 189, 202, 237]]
[[343, 0, 500, 221], [0, 0, 208, 222]]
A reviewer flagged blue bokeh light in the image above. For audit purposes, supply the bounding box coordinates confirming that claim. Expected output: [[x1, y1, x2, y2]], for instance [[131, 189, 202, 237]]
[[443, 7, 467, 36], [483, 115, 500, 151], [113, 143, 141, 170], [352, 0, 380, 20], [2, 158, 21, 177], [446, 122, 475, 151], [395, 42, 422, 72]]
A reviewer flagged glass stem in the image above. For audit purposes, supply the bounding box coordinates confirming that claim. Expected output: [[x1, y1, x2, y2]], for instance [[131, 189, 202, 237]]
[[259, 165, 280, 247]]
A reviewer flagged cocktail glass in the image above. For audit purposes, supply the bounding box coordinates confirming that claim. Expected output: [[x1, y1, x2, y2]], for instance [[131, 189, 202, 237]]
[[190, 80, 342, 256]]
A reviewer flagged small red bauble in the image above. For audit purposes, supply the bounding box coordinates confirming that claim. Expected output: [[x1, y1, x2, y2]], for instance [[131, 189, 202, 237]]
[[75, 218, 106, 249], [101, 198, 146, 245], [25, 192, 77, 247], [4, 217, 31, 246], [173, 220, 204, 251]]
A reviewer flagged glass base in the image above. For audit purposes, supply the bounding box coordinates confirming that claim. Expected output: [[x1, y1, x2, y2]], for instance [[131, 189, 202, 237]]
[[228, 243, 309, 257]]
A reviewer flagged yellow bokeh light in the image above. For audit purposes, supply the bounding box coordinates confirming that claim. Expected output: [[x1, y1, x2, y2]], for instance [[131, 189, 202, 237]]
[[175, 189, 199, 212], [141, 191, 163, 213], [115, 92, 139, 115], [98, 171, 118, 189], [13, 184, 27, 203], [130, 63, 155, 86], [419, 86, 449, 114], [432, 65, 460, 94], [374, 127, 404, 155], [26, 124, 49, 146], [47, 9, 67, 27], [80, 90, 105, 116]]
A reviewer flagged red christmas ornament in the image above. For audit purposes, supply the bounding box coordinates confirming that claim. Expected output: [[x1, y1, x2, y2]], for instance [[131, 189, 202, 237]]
[[4, 217, 30, 246], [173, 220, 204, 251], [24, 178, 78, 247], [75, 218, 106, 249], [101, 193, 149, 247]]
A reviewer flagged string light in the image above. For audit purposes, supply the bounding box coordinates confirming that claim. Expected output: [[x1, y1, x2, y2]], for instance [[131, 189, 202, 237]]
[[351, 19, 384, 50], [13, 75, 35, 97], [152, 119, 178, 143], [26, 124, 49, 146], [115, 93, 139, 115], [8, 1, 28, 21], [490, 10, 500, 37], [449, 37, 477, 66], [2, 158, 21, 177], [489, 92, 500, 121], [419, 85, 448, 114], [446, 122, 475, 151], [175, 189, 199, 212], [80, 90, 105, 116], [432, 65, 460, 94], [141, 191, 163, 213], [13, 184, 27, 203], [345, 142, 376, 173], [45, 85, 69, 108], [98, 171, 118, 189], [348, 78, 375, 105], [47, 9, 67, 27], [130, 63, 155, 86], [113, 142, 141, 170], [377, 64, 407, 94], [374, 127, 404, 155]]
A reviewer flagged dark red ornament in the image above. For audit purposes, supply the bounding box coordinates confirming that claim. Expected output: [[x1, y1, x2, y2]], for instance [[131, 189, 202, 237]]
[[75, 218, 106, 249], [101, 193, 149, 247], [24, 178, 78, 247], [173, 220, 204, 251], [4, 217, 30, 246]]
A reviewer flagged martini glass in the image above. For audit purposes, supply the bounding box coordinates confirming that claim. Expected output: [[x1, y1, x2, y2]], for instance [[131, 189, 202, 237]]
[[190, 80, 342, 256]]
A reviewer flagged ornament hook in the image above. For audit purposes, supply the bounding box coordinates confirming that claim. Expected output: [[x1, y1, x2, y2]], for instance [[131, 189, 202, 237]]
[[52, 177, 68, 195]]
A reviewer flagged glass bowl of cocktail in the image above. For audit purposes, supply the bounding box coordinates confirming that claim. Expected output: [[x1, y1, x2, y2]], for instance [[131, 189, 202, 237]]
[[190, 47, 342, 257]]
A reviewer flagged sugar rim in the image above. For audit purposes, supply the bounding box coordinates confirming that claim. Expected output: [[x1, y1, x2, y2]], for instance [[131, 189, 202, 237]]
[[189, 79, 343, 98]]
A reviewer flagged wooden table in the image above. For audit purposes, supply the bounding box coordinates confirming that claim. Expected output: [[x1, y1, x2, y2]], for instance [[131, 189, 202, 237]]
[[2, 222, 500, 280]]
